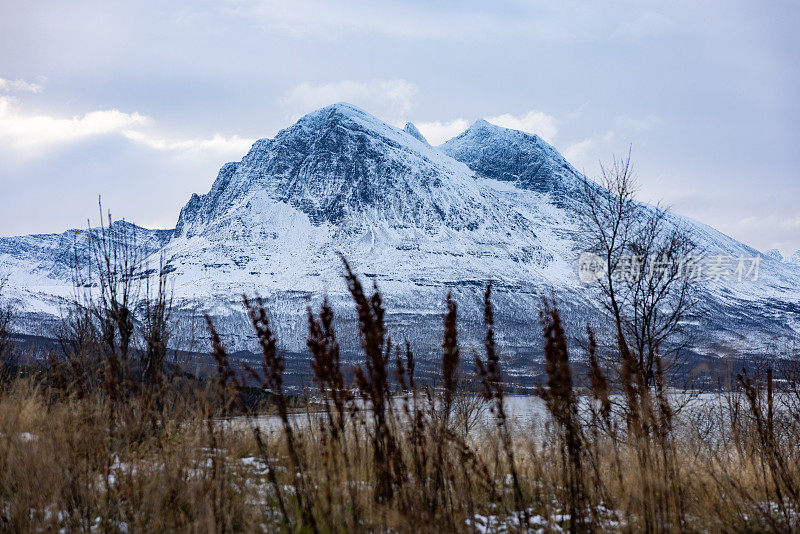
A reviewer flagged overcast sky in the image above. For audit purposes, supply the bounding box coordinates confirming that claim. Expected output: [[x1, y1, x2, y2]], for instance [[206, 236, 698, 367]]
[[1, 0, 798, 255]]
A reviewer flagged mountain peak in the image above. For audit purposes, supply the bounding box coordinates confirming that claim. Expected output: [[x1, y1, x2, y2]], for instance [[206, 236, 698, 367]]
[[286, 102, 430, 151], [403, 122, 428, 144], [470, 118, 494, 129], [764, 248, 783, 261], [313, 101, 367, 117], [461, 118, 541, 140], [294, 102, 377, 130], [441, 117, 584, 195], [174, 102, 483, 236]]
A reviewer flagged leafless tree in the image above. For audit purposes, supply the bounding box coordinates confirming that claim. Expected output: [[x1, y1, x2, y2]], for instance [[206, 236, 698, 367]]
[[450, 370, 489, 440], [580, 151, 697, 385], [141, 253, 172, 385], [0, 277, 16, 385], [89, 203, 141, 373], [56, 201, 142, 397], [61, 199, 170, 393]]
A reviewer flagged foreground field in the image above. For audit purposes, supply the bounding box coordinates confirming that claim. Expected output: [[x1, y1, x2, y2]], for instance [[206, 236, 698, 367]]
[[1, 258, 799, 532], [1, 374, 799, 532]]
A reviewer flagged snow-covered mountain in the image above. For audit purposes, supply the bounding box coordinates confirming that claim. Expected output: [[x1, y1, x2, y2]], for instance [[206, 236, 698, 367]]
[[0, 222, 171, 330], [2, 103, 799, 365]]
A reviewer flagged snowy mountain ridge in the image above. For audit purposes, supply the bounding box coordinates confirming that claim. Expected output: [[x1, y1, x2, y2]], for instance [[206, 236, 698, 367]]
[[2, 103, 799, 364]]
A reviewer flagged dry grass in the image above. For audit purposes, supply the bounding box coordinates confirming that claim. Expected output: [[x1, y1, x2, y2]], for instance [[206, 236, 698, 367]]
[[1, 265, 799, 532]]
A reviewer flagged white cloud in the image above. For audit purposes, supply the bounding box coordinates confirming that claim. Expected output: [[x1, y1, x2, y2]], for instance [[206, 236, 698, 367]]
[[0, 96, 149, 151], [486, 110, 558, 143], [282, 82, 558, 145], [0, 77, 44, 94], [122, 130, 254, 155], [563, 138, 596, 166], [415, 109, 558, 146], [613, 13, 675, 42], [615, 114, 661, 131], [561, 128, 618, 170], [283, 79, 417, 124], [0, 95, 253, 157], [415, 119, 470, 146], [557, 113, 660, 172]]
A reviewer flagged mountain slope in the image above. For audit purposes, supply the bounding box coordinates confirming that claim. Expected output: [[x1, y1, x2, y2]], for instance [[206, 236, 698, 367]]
[[2, 103, 799, 363], [0, 222, 171, 330]]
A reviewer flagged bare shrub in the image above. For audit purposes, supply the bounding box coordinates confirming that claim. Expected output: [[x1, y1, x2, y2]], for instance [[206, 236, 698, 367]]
[[0, 278, 15, 388], [580, 151, 697, 385]]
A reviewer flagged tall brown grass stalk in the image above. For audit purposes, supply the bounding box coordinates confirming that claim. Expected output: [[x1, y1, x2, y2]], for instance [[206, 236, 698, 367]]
[[474, 284, 527, 523], [540, 300, 585, 531]]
